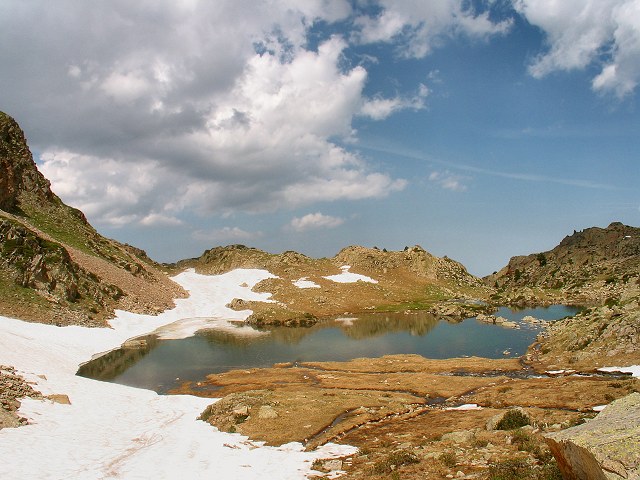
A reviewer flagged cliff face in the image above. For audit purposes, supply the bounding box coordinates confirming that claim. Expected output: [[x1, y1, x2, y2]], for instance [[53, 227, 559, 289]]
[[0, 112, 185, 326], [0, 112, 54, 212]]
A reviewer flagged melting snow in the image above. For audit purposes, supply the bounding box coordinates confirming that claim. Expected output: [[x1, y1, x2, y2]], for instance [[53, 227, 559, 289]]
[[323, 265, 378, 284], [598, 365, 640, 378], [0, 268, 355, 479], [292, 277, 320, 289]]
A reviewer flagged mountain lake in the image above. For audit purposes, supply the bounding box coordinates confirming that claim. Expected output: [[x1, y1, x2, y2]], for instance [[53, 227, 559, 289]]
[[77, 305, 579, 393]]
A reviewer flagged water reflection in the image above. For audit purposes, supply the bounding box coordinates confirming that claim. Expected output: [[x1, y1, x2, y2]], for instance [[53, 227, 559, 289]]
[[77, 305, 579, 393]]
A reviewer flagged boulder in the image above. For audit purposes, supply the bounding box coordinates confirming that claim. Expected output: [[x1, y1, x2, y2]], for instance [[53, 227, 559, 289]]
[[544, 392, 640, 480], [441, 429, 476, 444]]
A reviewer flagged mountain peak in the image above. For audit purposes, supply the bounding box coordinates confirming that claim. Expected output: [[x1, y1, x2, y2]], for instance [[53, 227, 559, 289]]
[[0, 112, 54, 212]]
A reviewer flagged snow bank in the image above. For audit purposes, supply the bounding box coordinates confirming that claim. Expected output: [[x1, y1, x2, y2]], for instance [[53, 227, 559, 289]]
[[323, 265, 378, 284], [598, 365, 640, 378], [0, 268, 355, 479]]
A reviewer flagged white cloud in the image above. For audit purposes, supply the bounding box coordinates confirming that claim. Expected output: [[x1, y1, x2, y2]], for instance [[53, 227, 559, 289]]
[[353, 0, 512, 58], [515, 0, 640, 97], [192, 227, 262, 243], [290, 213, 345, 232], [359, 84, 429, 120], [7, 2, 411, 227], [139, 214, 183, 227], [429, 171, 469, 192]]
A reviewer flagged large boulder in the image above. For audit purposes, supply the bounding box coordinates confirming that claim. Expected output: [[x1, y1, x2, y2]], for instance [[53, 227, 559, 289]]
[[544, 392, 640, 480]]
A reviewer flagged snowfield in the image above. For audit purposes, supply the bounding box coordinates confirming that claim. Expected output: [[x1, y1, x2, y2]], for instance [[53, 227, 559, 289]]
[[0, 269, 355, 479]]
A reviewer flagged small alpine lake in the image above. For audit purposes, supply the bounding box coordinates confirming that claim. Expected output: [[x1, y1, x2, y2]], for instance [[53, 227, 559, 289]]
[[77, 305, 579, 393]]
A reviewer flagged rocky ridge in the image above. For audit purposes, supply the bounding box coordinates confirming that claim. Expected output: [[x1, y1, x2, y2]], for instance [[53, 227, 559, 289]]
[[487, 222, 640, 307], [180, 243, 491, 325]]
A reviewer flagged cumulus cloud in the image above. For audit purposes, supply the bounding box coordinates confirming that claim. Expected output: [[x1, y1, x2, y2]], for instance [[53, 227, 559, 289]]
[[429, 171, 469, 192], [0, 1, 421, 227], [192, 227, 262, 243], [515, 0, 640, 97], [359, 84, 429, 120], [290, 213, 345, 232], [353, 0, 512, 57]]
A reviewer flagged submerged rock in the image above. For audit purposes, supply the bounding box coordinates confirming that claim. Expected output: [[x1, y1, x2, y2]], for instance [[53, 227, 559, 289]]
[[544, 392, 640, 480]]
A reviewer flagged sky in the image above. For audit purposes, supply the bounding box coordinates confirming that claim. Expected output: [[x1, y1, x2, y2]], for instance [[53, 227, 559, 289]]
[[1, 0, 639, 276]]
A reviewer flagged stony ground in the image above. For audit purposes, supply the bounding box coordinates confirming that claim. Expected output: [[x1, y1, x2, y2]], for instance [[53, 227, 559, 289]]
[[0, 365, 42, 429], [172, 355, 639, 479]]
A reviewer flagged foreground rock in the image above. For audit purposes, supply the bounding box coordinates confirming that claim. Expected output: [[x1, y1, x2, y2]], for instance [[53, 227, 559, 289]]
[[545, 392, 640, 480], [0, 364, 42, 429]]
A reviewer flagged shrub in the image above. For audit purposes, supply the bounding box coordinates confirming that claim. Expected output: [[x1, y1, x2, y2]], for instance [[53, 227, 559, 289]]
[[496, 409, 530, 430], [439, 451, 457, 468], [372, 450, 419, 474]]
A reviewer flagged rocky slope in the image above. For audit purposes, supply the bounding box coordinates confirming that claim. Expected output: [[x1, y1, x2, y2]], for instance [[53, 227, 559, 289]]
[[487, 222, 640, 306], [0, 111, 185, 326], [178, 243, 492, 325], [487, 223, 640, 372]]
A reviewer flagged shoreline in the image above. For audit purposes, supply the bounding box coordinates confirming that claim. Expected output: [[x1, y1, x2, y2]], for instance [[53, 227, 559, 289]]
[[0, 268, 356, 479]]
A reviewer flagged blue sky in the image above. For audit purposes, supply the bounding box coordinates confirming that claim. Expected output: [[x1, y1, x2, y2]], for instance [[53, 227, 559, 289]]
[[1, 0, 639, 275]]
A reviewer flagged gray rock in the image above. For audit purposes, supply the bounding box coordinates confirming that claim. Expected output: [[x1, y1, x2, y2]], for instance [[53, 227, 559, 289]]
[[323, 459, 343, 471], [441, 430, 476, 444], [545, 392, 640, 480]]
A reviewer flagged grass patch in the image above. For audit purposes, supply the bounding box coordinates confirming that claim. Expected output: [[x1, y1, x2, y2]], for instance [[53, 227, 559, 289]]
[[486, 459, 563, 480], [372, 450, 419, 474]]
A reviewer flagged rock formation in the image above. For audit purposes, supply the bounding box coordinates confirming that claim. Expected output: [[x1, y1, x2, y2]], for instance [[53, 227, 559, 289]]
[[545, 392, 640, 480], [487, 222, 640, 306]]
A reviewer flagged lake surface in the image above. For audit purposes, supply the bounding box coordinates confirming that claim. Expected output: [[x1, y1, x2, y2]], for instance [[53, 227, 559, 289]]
[[78, 305, 579, 393]]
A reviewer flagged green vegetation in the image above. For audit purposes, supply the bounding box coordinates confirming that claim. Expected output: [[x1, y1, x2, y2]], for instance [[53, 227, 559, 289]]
[[438, 451, 457, 468], [486, 459, 562, 480], [496, 410, 530, 430], [372, 450, 420, 474]]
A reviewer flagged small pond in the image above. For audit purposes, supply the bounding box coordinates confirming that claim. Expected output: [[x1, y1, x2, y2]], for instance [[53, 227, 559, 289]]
[[77, 305, 579, 393]]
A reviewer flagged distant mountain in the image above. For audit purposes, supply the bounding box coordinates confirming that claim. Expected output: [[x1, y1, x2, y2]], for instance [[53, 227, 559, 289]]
[[178, 243, 492, 325], [0, 112, 184, 326], [486, 222, 640, 306]]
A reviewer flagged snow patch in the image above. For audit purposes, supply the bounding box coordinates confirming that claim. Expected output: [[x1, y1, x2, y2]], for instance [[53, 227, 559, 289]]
[[323, 265, 378, 284], [0, 268, 355, 479], [293, 277, 320, 289], [445, 403, 482, 411], [598, 365, 640, 378]]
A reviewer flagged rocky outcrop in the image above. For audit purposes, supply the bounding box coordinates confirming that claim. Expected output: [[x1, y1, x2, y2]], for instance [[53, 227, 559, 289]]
[[544, 392, 640, 480], [1, 218, 124, 326], [0, 365, 43, 429], [487, 223, 640, 306], [0, 112, 54, 212]]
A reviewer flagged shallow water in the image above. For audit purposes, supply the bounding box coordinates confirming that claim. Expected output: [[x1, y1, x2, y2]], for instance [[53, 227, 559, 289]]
[[77, 305, 579, 393]]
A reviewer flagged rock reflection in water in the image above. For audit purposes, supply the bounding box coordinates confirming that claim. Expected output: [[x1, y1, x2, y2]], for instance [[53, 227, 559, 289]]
[[77, 306, 578, 393], [77, 335, 160, 381]]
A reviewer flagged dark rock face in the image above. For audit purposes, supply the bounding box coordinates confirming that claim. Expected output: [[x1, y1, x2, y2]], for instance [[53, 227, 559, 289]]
[[545, 393, 640, 480], [0, 112, 53, 212]]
